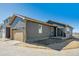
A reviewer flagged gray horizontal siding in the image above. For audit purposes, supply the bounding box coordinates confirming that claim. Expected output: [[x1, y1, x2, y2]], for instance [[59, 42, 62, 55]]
[[26, 21, 51, 42]]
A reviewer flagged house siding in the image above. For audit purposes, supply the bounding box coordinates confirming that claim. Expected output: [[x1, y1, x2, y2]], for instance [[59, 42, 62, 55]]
[[26, 21, 51, 42], [11, 17, 26, 41]]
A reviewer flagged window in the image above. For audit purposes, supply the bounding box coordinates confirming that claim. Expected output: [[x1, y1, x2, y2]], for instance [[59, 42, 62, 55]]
[[38, 24, 42, 34]]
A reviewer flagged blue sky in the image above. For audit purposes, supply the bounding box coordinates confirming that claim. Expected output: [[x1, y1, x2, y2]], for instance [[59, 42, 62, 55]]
[[0, 3, 79, 32]]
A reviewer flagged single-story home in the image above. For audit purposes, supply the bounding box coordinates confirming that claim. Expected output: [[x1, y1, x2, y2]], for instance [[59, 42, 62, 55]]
[[3, 14, 73, 43]]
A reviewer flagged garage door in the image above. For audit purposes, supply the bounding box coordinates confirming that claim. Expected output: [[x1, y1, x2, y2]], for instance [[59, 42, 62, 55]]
[[13, 30, 24, 41]]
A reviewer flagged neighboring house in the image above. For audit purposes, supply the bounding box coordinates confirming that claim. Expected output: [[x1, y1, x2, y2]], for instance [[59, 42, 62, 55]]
[[3, 16, 15, 38], [47, 20, 73, 38], [4, 14, 73, 43], [3, 16, 11, 38], [0, 24, 3, 38]]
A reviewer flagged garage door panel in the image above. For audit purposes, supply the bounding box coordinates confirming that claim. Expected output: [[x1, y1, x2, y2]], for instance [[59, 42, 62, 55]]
[[13, 30, 24, 41]]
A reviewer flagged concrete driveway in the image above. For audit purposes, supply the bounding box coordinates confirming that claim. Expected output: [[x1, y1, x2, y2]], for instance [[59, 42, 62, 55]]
[[0, 38, 79, 56]]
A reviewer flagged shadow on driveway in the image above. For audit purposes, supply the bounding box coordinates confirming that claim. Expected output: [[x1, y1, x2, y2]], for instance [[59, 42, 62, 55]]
[[27, 37, 79, 51], [25, 37, 79, 51]]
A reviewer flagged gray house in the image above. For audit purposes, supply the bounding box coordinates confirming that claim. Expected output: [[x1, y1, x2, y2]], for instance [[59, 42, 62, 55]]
[[3, 14, 73, 43]]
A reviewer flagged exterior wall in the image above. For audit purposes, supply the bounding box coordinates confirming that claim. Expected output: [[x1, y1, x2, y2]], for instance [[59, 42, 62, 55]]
[[2, 29, 5, 38], [11, 17, 26, 41], [26, 21, 51, 42], [0, 24, 6, 39], [65, 26, 73, 38]]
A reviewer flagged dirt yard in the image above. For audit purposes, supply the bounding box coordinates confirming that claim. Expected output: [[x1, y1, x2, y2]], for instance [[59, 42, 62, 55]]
[[0, 38, 79, 56]]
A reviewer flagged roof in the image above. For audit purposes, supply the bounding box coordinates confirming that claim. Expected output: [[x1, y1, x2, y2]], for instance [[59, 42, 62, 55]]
[[9, 14, 55, 27], [47, 20, 73, 29], [6, 14, 73, 29]]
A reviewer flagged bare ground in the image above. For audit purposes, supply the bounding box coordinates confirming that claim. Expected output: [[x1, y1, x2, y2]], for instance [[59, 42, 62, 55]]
[[0, 38, 79, 56]]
